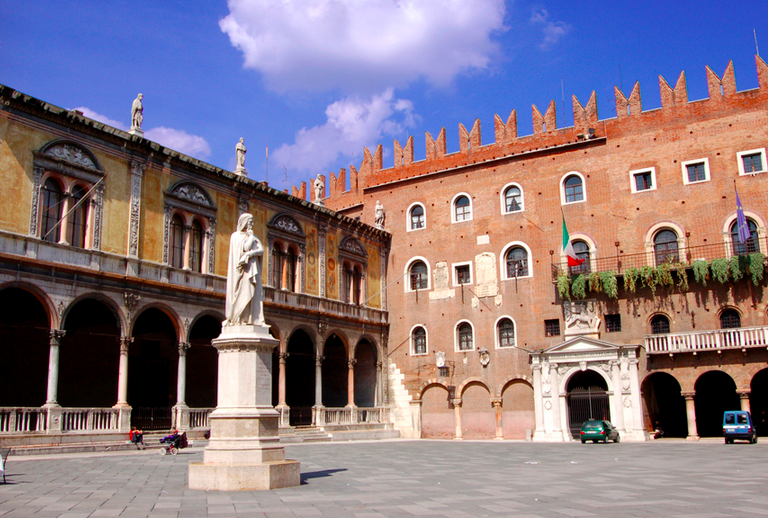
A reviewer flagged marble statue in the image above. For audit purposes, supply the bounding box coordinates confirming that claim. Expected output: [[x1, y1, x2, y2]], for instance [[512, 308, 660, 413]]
[[374, 200, 385, 228], [235, 138, 246, 172], [131, 94, 144, 130], [225, 213, 264, 326], [314, 175, 324, 201]]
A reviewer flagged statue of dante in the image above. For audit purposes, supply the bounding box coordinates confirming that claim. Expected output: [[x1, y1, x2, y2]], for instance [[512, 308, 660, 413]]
[[225, 213, 264, 326], [131, 94, 144, 129], [235, 137, 246, 170]]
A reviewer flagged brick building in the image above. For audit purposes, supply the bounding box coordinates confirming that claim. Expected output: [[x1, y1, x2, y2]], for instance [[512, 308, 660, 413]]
[[317, 55, 768, 441], [0, 85, 391, 448]]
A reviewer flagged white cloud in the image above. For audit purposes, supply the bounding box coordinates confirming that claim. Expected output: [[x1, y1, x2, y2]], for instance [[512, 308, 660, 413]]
[[530, 7, 570, 50], [145, 127, 212, 159], [272, 88, 416, 175], [71, 107, 212, 160], [72, 107, 127, 130], [220, 0, 506, 92]]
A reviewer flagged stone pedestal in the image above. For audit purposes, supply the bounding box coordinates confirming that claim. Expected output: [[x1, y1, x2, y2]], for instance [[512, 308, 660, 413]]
[[235, 166, 247, 177], [189, 325, 300, 491], [128, 127, 144, 137]]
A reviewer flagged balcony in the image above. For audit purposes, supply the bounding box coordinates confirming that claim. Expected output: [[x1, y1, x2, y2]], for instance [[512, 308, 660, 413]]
[[645, 325, 768, 355], [264, 287, 388, 324]]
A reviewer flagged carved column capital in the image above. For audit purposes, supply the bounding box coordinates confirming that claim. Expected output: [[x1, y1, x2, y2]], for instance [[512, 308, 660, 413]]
[[451, 398, 462, 407], [681, 391, 696, 400], [315, 355, 325, 366], [178, 342, 191, 355], [120, 336, 133, 353], [279, 352, 289, 362], [490, 397, 503, 407], [49, 329, 66, 344], [348, 358, 357, 368]]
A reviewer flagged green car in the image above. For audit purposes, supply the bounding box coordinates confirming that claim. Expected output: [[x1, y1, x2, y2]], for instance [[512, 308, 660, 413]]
[[580, 420, 620, 443]]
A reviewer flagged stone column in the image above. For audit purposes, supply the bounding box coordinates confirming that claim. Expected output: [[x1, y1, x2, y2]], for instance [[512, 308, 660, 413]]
[[114, 336, 132, 432], [532, 362, 545, 438], [313, 355, 324, 426], [627, 358, 645, 437], [683, 392, 699, 441], [58, 196, 72, 245], [189, 325, 300, 491], [347, 358, 357, 408], [276, 352, 289, 428], [491, 397, 503, 440], [183, 225, 192, 270], [127, 161, 144, 258], [550, 364, 563, 439], [174, 342, 190, 430], [609, 361, 625, 431], [375, 361, 383, 407], [452, 399, 463, 440], [45, 329, 65, 407], [739, 391, 751, 413]]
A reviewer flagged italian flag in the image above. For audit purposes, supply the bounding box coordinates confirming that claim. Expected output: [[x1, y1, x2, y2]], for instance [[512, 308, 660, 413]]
[[562, 217, 585, 267]]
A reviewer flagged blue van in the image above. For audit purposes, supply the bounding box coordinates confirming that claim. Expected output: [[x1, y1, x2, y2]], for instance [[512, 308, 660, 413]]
[[723, 410, 757, 444]]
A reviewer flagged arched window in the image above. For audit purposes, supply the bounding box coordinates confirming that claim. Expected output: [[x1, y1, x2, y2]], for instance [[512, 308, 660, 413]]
[[272, 243, 284, 288], [454, 195, 471, 222], [730, 219, 759, 256], [412, 326, 427, 355], [497, 318, 515, 348], [189, 219, 203, 273], [654, 230, 679, 265], [67, 184, 88, 248], [342, 262, 363, 304], [505, 247, 529, 277], [651, 315, 670, 335], [504, 186, 523, 213], [564, 175, 584, 203], [169, 214, 185, 269], [720, 309, 741, 329], [570, 240, 591, 274], [41, 178, 64, 243], [409, 260, 428, 290], [410, 204, 425, 230], [457, 323, 474, 351]]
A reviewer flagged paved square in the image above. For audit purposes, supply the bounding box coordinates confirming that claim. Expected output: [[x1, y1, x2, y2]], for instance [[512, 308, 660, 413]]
[[1, 440, 766, 517]]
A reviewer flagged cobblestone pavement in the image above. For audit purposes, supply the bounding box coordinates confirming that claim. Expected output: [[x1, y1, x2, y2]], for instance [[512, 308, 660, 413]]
[[1, 439, 767, 517]]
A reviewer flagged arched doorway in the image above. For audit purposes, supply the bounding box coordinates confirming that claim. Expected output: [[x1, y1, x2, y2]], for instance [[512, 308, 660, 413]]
[[421, 384, 454, 439], [60, 298, 120, 408], [501, 379, 535, 440], [0, 288, 50, 406], [694, 371, 739, 437], [321, 334, 348, 408], [354, 340, 377, 407], [641, 372, 687, 437], [461, 382, 494, 439], [751, 369, 768, 436], [129, 308, 178, 430], [186, 315, 221, 409], [285, 329, 315, 426], [566, 370, 610, 439]]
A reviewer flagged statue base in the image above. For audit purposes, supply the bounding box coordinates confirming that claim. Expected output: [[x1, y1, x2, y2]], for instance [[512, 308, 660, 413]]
[[234, 166, 247, 177], [128, 127, 144, 137], [188, 325, 300, 491]]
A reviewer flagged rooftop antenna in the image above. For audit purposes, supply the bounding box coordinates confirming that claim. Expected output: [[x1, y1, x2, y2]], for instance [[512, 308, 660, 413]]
[[755, 28, 760, 57], [283, 166, 288, 191]]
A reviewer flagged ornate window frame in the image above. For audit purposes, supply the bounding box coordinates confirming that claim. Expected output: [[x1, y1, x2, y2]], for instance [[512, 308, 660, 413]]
[[338, 235, 368, 305], [451, 193, 473, 223], [407, 202, 426, 231], [500, 241, 533, 280], [30, 140, 105, 249], [560, 171, 586, 205], [500, 182, 525, 214], [163, 181, 217, 273], [495, 316, 517, 349], [405, 256, 431, 292], [410, 325, 428, 356], [267, 213, 306, 292], [455, 320, 475, 352]]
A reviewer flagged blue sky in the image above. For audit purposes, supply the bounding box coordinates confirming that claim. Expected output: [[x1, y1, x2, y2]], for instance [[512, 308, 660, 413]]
[[2, 1, 767, 194]]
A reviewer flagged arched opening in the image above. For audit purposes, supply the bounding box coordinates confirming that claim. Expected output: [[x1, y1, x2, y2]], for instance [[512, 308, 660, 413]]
[[654, 229, 679, 265], [322, 334, 348, 408], [566, 370, 610, 439], [129, 308, 178, 430], [60, 298, 120, 408], [285, 329, 315, 426], [354, 340, 377, 407], [421, 385, 454, 439], [641, 372, 687, 438], [501, 380, 535, 440], [0, 288, 50, 406], [461, 382, 494, 439], [694, 371, 739, 437], [750, 369, 768, 436], [186, 315, 221, 409]]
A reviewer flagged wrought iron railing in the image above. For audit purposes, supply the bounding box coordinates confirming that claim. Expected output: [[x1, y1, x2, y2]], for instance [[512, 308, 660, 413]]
[[551, 238, 768, 280], [645, 325, 768, 354]]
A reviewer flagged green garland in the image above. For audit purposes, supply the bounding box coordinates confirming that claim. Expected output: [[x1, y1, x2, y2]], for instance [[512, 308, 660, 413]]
[[571, 274, 587, 299], [655, 263, 674, 287], [600, 271, 618, 299], [640, 266, 656, 295], [729, 255, 744, 282], [623, 268, 639, 293], [675, 267, 689, 291], [556, 270, 570, 300], [711, 258, 729, 284], [692, 260, 709, 286], [749, 252, 765, 286]]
